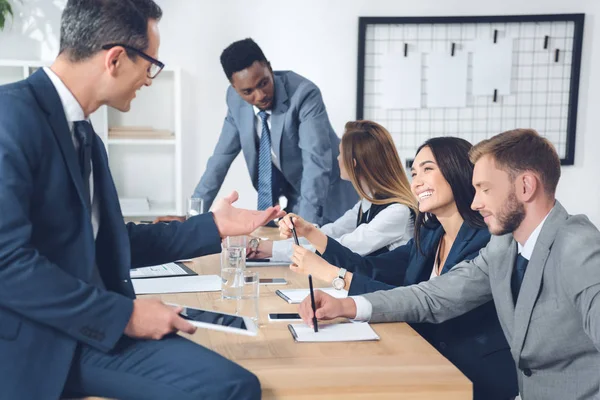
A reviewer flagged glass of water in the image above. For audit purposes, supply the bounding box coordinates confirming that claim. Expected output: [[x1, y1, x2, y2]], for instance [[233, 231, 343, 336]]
[[236, 270, 260, 324], [186, 197, 204, 219], [220, 236, 247, 300]]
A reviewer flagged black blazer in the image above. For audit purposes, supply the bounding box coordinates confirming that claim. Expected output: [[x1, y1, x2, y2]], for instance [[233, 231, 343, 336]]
[[322, 223, 518, 400]]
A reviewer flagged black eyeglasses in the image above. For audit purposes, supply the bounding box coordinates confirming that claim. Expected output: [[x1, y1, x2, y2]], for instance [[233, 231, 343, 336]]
[[101, 43, 165, 79]]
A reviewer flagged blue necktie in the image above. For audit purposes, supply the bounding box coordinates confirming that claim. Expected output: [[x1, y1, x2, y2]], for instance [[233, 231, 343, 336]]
[[511, 253, 529, 303], [74, 120, 94, 211], [257, 111, 273, 210]]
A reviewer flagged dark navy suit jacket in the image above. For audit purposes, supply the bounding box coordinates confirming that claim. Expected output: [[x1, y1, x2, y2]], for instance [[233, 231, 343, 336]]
[[322, 223, 518, 400], [0, 70, 223, 399]]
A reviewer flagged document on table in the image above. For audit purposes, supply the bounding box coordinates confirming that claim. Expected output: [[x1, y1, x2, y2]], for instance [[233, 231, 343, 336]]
[[276, 288, 348, 304], [246, 259, 290, 267], [130, 262, 196, 279], [288, 322, 380, 342], [132, 275, 221, 294]]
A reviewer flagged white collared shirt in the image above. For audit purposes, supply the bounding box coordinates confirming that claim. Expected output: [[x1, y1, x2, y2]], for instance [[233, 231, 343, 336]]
[[271, 199, 413, 261], [517, 210, 552, 260], [253, 106, 281, 171], [43, 67, 99, 240], [352, 207, 556, 322]]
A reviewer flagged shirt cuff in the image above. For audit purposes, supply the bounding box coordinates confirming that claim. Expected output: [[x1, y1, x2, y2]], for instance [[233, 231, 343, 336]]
[[350, 295, 373, 321]]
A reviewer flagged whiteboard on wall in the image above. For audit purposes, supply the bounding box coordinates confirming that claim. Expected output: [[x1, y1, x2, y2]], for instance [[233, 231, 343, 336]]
[[357, 14, 585, 165]]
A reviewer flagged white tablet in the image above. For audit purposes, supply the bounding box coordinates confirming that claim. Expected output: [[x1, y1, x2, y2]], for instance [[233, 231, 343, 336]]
[[178, 305, 258, 336]]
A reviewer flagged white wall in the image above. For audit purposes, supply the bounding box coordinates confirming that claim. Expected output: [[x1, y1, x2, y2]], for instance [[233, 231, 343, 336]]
[[1, 0, 598, 225]]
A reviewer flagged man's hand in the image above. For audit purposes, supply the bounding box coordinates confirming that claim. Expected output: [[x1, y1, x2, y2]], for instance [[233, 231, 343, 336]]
[[153, 216, 185, 223], [212, 191, 285, 237], [290, 244, 339, 283], [279, 213, 314, 239], [298, 290, 358, 327], [124, 298, 196, 340]]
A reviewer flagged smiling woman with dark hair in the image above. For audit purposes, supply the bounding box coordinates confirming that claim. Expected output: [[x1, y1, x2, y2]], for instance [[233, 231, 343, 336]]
[[287, 136, 518, 400]]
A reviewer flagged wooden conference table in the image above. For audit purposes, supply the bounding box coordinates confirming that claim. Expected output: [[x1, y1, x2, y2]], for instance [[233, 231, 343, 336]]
[[91, 228, 471, 399]]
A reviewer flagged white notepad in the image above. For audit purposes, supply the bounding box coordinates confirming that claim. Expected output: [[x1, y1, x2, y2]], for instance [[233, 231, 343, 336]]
[[275, 288, 348, 304], [132, 275, 221, 294], [288, 322, 380, 342]]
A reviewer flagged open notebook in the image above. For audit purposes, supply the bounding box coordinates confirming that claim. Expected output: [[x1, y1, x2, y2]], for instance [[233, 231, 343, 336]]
[[275, 288, 348, 304], [288, 322, 380, 342]]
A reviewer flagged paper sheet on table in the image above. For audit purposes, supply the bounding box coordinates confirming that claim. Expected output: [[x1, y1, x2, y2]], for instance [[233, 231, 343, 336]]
[[426, 52, 468, 108], [470, 38, 514, 96], [288, 322, 380, 342], [276, 288, 348, 304], [132, 275, 221, 294], [130, 262, 195, 279], [381, 51, 422, 109]]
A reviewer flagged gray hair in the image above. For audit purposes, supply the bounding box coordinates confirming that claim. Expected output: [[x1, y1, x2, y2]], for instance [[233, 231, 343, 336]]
[[59, 0, 162, 62]]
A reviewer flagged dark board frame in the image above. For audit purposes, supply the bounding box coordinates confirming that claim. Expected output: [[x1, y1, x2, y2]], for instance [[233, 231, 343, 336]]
[[356, 14, 585, 165]]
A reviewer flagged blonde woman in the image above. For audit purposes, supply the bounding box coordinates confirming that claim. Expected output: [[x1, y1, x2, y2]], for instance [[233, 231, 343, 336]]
[[247, 120, 417, 261]]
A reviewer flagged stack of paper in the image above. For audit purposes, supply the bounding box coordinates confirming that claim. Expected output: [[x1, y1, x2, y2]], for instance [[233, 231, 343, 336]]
[[246, 259, 290, 267], [132, 275, 221, 294], [130, 262, 196, 279], [276, 288, 348, 304], [288, 322, 380, 342]]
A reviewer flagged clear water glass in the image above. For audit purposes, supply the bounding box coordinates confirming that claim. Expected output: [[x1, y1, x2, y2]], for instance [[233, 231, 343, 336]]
[[186, 197, 204, 219], [220, 236, 247, 299], [236, 270, 260, 324]]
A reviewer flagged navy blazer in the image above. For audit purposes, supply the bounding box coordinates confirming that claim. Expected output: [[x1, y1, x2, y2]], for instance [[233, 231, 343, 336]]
[[0, 70, 223, 399], [322, 223, 518, 400]]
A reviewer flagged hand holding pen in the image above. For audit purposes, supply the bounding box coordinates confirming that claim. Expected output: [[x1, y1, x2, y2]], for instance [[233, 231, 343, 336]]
[[278, 213, 314, 240], [308, 274, 319, 333]]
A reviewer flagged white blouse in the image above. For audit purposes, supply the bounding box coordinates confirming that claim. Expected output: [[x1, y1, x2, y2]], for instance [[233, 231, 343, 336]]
[[271, 199, 414, 262]]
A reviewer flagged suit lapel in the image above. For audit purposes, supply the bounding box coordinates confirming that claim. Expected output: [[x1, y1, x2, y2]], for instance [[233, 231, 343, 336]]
[[510, 202, 567, 359], [405, 226, 444, 284], [441, 222, 475, 274], [238, 104, 259, 184], [269, 74, 289, 164], [27, 69, 89, 211]]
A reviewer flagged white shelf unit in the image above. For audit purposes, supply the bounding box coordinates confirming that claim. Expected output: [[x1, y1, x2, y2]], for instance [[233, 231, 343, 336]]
[[0, 60, 183, 217]]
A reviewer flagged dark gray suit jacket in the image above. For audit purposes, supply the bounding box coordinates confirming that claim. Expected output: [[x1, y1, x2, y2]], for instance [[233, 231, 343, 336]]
[[193, 71, 357, 225], [362, 202, 600, 399]]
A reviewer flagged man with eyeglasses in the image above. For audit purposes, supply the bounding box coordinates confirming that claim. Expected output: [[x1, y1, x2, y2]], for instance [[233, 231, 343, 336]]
[[0, 1, 275, 399]]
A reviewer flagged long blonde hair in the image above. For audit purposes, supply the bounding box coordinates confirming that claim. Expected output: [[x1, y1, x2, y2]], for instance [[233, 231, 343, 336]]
[[341, 120, 418, 214]]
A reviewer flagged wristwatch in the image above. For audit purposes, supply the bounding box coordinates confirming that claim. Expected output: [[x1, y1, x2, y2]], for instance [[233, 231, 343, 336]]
[[248, 237, 261, 254], [332, 268, 347, 290]]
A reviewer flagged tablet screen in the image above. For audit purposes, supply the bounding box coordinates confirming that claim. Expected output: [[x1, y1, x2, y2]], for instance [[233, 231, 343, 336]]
[[179, 306, 248, 331]]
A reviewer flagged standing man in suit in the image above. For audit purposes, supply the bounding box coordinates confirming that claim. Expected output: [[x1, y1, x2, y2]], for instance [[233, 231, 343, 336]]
[[190, 38, 357, 225], [300, 129, 600, 399], [0, 1, 283, 399]]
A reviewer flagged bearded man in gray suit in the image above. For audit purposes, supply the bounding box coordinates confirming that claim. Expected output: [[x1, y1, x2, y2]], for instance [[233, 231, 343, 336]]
[[300, 129, 600, 400]]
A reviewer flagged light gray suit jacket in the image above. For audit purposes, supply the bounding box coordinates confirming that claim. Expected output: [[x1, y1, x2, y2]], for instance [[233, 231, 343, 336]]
[[363, 201, 600, 399], [193, 71, 357, 225]]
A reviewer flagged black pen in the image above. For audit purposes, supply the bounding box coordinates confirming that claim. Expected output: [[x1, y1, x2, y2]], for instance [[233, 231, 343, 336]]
[[308, 274, 319, 332], [290, 219, 300, 246]]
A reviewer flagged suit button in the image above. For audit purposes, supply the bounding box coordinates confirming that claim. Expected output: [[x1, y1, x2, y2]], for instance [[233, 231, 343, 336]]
[[439, 342, 447, 350], [523, 368, 532, 377]]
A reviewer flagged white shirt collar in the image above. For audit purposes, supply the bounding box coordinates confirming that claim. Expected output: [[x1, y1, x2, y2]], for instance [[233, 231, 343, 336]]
[[517, 208, 553, 260], [43, 67, 85, 124], [360, 198, 372, 211], [253, 106, 271, 118]]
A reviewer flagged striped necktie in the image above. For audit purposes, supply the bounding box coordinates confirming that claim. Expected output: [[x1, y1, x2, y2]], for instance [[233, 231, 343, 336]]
[[257, 110, 273, 210]]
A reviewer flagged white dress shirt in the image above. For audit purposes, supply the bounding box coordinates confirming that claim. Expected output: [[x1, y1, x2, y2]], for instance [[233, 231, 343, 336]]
[[253, 106, 281, 171], [43, 67, 99, 240], [271, 199, 414, 261], [352, 208, 555, 322]]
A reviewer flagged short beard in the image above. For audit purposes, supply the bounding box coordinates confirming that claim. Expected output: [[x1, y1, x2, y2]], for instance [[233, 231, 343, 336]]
[[493, 189, 526, 235]]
